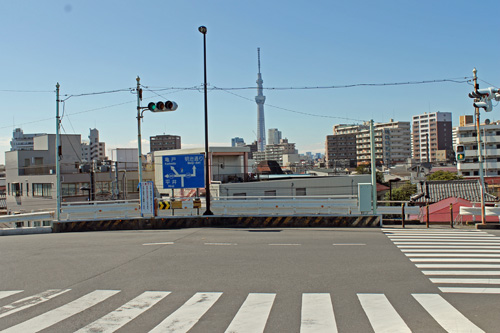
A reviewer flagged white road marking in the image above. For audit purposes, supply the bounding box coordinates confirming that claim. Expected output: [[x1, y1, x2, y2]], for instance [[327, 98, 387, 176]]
[[357, 294, 411, 333], [416, 263, 500, 269], [0, 291, 23, 301], [224, 293, 275, 333], [430, 278, 500, 284], [406, 253, 500, 257], [413, 294, 484, 332], [149, 292, 222, 333], [268, 243, 301, 246], [2, 290, 120, 333], [402, 248, 500, 252], [385, 232, 490, 236], [383, 229, 484, 232], [76, 291, 170, 333], [0, 289, 71, 319], [410, 258, 500, 262], [422, 270, 500, 276], [395, 242, 500, 246], [387, 234, 498, 241], [300, 293, 337, 333], [439, 287, 500, 294], [143, 242, 174, 245]]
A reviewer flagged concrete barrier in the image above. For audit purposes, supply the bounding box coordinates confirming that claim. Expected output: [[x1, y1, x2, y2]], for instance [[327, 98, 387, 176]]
[[52, 215, 381, 233]]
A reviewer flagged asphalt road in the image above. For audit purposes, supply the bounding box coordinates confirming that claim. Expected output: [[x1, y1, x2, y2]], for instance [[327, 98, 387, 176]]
[[0, 227, 499, 332]]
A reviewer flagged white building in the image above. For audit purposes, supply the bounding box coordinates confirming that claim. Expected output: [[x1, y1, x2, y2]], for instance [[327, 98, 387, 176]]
[[356, 120, 411, 166], [253, 138, 299, 167], [81, 128, 107, 162], [268, 128, 282, 145], [10, 128, 46, 151], [412, 111, 453, 162], [456, 120, 500, 177]]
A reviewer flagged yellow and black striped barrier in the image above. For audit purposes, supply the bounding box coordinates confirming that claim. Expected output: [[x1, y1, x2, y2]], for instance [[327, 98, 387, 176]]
[[52, 215, 380, 233]]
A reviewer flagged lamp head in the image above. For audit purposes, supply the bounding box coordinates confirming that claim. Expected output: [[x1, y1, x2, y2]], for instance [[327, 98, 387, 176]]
[[198, 26, 207, 34]]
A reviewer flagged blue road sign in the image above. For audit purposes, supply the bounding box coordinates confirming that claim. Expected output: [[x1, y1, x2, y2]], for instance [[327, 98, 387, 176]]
[[162, 154, 205, 189]]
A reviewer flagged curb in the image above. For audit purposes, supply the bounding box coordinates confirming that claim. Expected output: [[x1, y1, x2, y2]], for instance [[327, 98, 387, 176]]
[[0, 227, 53, 236]]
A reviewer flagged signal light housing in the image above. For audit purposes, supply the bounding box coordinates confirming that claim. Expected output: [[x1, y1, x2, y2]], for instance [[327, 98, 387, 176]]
[[456, 144, 465, 162], [149, 101, 178, 112]]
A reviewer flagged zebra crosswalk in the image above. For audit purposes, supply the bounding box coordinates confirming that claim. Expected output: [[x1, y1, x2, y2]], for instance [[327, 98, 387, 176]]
[[383, 228, 500, 294], [0, 288, 485, 332]]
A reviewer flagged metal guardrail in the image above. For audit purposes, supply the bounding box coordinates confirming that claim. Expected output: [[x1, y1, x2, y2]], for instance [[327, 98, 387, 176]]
[[459, 206, 500, 216], [1, 196, 419, 226], [0, 211, 55, 228], [60, 200, 141, 221]]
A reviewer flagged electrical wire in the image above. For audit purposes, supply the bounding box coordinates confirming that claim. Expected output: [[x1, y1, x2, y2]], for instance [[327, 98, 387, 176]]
[[217, 88, 366, 122]]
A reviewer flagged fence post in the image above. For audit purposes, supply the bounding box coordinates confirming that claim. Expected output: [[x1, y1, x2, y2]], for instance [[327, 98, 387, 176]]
[[426, 203, 429, 228], [450, 203, 454, 229], [401, 203, 405, 228]]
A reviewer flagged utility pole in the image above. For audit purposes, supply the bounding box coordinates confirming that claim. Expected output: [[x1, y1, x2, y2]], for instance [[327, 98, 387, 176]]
[[136, 76, 143, 184], [473, 68, 486, 224], [55, 83, 61, 221], [370, 120, 377, 216]]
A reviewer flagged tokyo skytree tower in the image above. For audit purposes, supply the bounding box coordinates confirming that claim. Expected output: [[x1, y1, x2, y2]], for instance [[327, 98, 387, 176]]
[[255, 48, 266, 152]]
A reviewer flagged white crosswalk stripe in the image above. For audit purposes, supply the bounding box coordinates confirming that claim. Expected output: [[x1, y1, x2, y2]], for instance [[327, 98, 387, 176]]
[[149, 292, 222, 333], [225, 293, 275, 333], [413, 294, 484, 332], [0, 289, 487, 332], [300, 293, 337, 333], [1, 290, 120, 333], [384, 228, 500, 293], [0, 291, 23, 301], [76, 291, 170, 333], [357, 293, 411, 333], [0, 289, 70, 319]]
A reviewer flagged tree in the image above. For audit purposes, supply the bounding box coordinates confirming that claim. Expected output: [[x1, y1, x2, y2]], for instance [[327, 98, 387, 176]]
[[426, 170, 462, 181], [384, 182, 417, 201]]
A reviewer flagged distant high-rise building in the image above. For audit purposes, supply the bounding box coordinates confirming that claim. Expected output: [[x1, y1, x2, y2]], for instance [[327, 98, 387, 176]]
[[150, 134, 181, 152], [460, 115, 474, 127], [325, 124, 360, 168], [231, 137, 245, 147], [255, 48, 266, 152], [81, 128, 107, 161], [412, 112, 452, 162], [10, 128, 46, 151], [268, 128, 282, 145]]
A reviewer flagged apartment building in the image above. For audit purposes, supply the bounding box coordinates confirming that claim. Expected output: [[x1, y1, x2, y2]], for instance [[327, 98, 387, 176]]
[[456, 120, 500, 177], [10, 128, 46, 151], [412, 112, 452, 162], [253, 138, 299, 166], [150, 134, 181, 152], [356, 120, 411, 166], [81, 128, 107, 161], [325, 124, 360, 168]]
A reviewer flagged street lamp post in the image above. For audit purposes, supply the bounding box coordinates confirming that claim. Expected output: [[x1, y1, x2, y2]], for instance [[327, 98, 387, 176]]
[[199, 25, 213, 215]]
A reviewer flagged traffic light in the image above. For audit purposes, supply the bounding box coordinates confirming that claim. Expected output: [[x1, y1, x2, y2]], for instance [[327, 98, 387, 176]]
[[469, 87, 500, 112], [147, 101, 178, 112], [456, 144, 465, 162]]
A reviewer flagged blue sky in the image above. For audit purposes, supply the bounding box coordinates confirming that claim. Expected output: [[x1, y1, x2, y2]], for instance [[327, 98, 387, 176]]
[[1, 0, 499, 164]]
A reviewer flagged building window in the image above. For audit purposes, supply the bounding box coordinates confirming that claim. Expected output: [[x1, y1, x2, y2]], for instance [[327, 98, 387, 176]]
[[296, 188, 306, 196], [11, 183, 22, 197], [264, 190, 276, 197], [62, 183, 78, 196], [32, 183, 52, 197]]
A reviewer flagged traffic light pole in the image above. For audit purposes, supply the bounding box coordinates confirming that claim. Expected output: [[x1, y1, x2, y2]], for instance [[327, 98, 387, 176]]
[[473, 68, 486, 225]]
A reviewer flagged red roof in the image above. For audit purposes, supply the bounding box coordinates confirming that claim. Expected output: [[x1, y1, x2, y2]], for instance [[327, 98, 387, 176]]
[[410, 197, 499, 223]]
